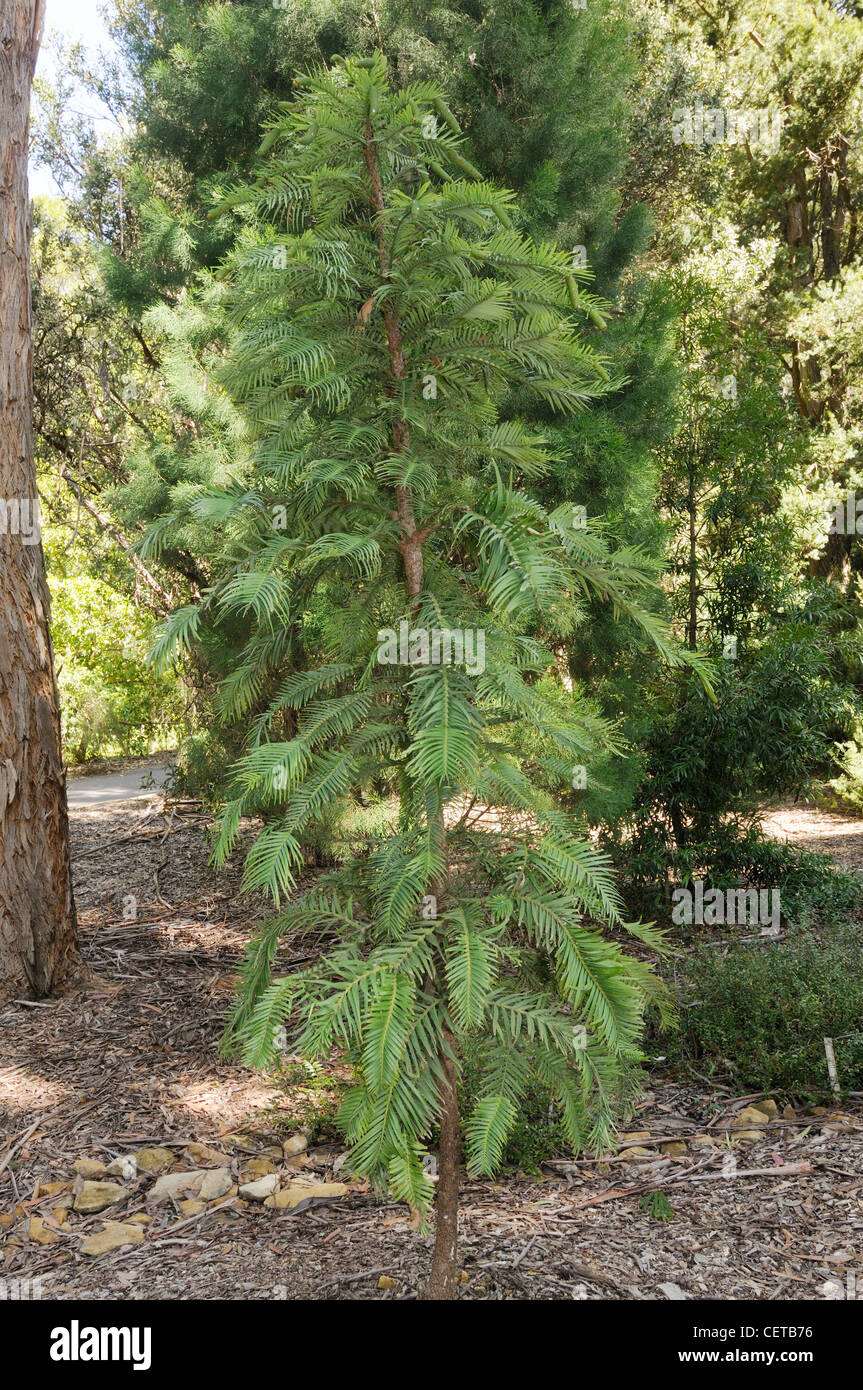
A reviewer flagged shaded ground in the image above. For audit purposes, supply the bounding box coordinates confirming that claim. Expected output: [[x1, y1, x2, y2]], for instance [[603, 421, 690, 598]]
[[1, 799, 862, 1300]]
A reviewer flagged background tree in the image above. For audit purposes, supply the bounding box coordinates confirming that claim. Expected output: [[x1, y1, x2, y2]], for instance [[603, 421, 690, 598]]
[[0, 0, 79, 999], [29, 1, 677, 789]]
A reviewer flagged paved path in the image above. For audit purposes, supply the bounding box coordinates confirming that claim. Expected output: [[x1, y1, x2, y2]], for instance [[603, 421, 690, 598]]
[[66, 763, 170, 809]]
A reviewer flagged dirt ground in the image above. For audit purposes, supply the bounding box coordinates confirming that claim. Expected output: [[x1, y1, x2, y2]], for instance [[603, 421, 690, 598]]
[[762, 798, 863, 875], [1, 797, 861, 1301]]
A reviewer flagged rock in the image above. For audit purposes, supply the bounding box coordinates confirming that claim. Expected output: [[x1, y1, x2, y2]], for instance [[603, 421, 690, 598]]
[[41, 1185, 74, 1209], [199, 1168, 233, 1201], [178, 1199, 206, 1217], [621, 1147, 652, 1159], [265, 1182, 349, 1210], [282, 1132, 309, 1158], [73, 1158, 107, 1179], [242, 1158, 278, 1178], [50, 1208, 69, 1225], [731, 1106, 773, 1130], [731, 1129, 766, 1143], [689, 1135, 718, 1147], [126, 1212, 153, 1225], [134, 1147, 177, 1173], [659, 1282, 689, 1300], [74, 1181, 127, 1214], [377, 1275, 397, 1289], [185, 1143, 231, 1167], [106, 1156, 137, 1180], [239, 1174, 279, 1202], [620, 1131, 652, 1145], [27, 1216, 60, 1246], [660, 1141, 688, 1157], [782, 1104, 796, 1120], [220, 1133, 256, 1152], [81, 1222, 145, 1256], [752, 1098, 779, 1120], [151, 1167, 232, 1203]]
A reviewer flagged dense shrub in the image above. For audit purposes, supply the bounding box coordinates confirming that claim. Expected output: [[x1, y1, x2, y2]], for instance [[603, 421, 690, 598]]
[[661, 923, 863, 1096], [607, 821, 860, 928]]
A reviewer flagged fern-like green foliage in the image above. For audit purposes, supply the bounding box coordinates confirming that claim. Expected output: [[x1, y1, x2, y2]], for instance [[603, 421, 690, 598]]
[[147, 56, 689, 1213]]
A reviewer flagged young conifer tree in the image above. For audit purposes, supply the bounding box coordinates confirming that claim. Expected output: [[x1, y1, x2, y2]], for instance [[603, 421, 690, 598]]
[[148, 55, 693, 1299]]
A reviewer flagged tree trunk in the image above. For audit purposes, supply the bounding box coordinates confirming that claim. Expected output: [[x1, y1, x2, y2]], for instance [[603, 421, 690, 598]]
[[362, 118, 461, 1298], [686, 457, 697, 653], [424, 1035, 461, 1300], [0, 0, 80, 999]]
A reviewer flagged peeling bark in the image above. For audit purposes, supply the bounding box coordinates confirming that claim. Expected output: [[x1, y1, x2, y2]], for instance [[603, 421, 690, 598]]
[[0, 0, 80, 999]]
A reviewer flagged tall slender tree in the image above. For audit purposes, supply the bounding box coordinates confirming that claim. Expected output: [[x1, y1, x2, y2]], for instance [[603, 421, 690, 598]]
[[0, 0, 79, 999], [148, 56, 694, 1299]]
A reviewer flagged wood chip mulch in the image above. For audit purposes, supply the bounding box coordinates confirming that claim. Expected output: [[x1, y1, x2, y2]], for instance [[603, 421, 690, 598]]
[[1, 800, 861, 1300]]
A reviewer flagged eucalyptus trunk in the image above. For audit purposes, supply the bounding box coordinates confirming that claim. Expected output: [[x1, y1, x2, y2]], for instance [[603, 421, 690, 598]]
[[0, 0, 80, 1000]]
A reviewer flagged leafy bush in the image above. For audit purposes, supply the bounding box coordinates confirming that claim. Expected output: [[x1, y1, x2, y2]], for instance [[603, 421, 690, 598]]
[[607, 821, 860, 928], [663, 923, 863, 1096], [618, 618, 860, 853], [50, 567, 185, 761], [170, 727, 249, 811], [459, 1049, 568, 1171], [831, 729, 863, 812]]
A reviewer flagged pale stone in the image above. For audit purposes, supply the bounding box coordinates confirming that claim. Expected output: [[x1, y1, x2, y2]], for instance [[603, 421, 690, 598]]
[[242, 1158, 277, 1178], [74, 1181, 127, 1214], [199, 1168, 233, 1201], [73, 1158, 107, 1179], [239, 1174, 279, 1202], [134, 1147, 177, 1172], [81, 1222, 145, 1256], [731, 1106, 773, 1130], [265, 1182, 348, 1210], [185, 1143, 231, 1167], [282, 1132, 309, 1158], [151, 1167, 231, 1203], [106, 1156, 137, 1180], [27, 1217, 59, 1246]]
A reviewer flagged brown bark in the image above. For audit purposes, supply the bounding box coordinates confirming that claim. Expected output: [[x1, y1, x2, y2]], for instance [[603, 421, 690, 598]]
[[362, 117, 460, 1298], [0, 0, 80, 999], [362, 121, 425, 603], [686, 458, 697, 653], [425, 1031, 461, 1300]]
